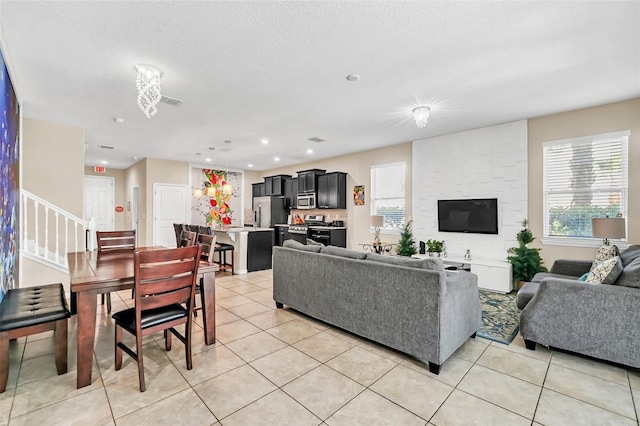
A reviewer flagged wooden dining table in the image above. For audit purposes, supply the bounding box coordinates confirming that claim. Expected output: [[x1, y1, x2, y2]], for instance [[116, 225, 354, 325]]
[[67, 247, 218, 389]]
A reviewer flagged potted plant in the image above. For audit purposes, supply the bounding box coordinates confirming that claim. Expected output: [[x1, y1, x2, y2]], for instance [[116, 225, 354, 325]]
[[425, 239, 443, 257], [397, 221, 417, 257], [507, 219, 547, 290]]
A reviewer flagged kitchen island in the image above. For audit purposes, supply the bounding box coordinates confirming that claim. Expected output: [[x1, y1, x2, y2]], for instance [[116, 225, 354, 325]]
[[214, 227, 275, 274]]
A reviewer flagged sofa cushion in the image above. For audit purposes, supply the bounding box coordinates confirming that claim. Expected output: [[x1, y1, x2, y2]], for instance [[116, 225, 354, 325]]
[[320, 245, 367, 259], [615, 257, 640, 288], [591, 244, 619, 271], [283, 239, 322, 253], [620, 245, 640, 267], [586, 256, 624, 284], [306, 238, 324, 246], [531, 272, 581, 282], [365, 253, 445, 271]]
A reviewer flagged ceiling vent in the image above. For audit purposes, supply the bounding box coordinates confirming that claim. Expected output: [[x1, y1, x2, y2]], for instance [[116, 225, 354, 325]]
[[159, 96, 184, 107], [99, 145, 114, 150], [308, 137, 325, 143]]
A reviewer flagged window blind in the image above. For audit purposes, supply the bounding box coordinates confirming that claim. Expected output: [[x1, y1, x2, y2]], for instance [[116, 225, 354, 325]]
[[543, 131, 629, 239], [371, 162, 406, 230]]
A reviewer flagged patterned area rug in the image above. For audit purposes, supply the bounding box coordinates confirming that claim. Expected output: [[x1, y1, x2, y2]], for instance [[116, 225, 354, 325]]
[[477, 290, 519, 345]]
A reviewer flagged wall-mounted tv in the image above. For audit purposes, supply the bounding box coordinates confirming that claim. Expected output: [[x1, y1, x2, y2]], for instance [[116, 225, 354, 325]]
[[438, 198, 498, 234]]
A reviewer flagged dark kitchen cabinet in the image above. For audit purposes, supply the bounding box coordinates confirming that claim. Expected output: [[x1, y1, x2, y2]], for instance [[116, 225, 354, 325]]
[[308, 227, 347, 247], [247, 229, 274, 272], [297, 169, 326, 193], [264, 176, 273, 195], [252, 183, 266, 197], [284, 178, 298, 208], [274, 225, 288, 246], [317, 172, 347, 209]]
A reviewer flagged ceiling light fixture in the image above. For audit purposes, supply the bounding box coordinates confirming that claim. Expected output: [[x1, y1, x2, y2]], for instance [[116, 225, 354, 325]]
[[306, 149, 313, 154], [247, 164, 254, 168], [135, 64, 163, 118], [261, 139, 269, 145], [412, 106, 431, 128], [274, 157, 280, 162], [346, 74, 360, 82]]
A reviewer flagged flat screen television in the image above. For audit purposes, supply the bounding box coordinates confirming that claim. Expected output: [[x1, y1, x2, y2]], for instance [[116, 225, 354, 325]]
[[438, 198, 498, 234]]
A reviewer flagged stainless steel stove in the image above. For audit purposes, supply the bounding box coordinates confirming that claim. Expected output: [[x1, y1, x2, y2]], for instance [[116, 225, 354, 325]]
[[287, 214, 325, 235]]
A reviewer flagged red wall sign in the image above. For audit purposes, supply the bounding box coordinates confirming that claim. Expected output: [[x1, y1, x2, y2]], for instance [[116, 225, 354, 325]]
[[115, 206, 124, 213], [94, 166, 106, 173]]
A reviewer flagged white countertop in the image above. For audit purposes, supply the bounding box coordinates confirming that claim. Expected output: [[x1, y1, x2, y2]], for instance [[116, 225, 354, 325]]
[[214, 227, 274, 233], [308, 226, 347, 230]]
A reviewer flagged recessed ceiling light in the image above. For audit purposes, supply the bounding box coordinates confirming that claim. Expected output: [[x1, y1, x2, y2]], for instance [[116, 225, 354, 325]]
[[247, 164, 254, 168], [114, 117, 125, 124], [101, 161, 108, 165], [346, 74, 360, 82], [274, 157, 280, 161], [132, 156, 138, 160], [261, 139, 269, 145], [205, 158, 211, 162], [307, 148, 313, 154]]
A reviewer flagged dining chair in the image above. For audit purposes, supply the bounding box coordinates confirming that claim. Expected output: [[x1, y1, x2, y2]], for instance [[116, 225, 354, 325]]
[[178, 230, 197, 248], [193, 234, 216, 316], [96, 230, 136, 312], [173, 223, 186, 247], [112, 245, 201, 392]]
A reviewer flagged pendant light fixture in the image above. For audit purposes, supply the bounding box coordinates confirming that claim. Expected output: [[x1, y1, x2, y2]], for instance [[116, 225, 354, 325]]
[[222, 141, 233, 195], [413, 106, 431, 128]]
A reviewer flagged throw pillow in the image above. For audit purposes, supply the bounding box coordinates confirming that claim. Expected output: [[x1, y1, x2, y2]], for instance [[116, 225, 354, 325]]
[[591, 244, 620, 271], [578, 272, 590, 281], [586, 256, 624, 284], [615, 256, 640, 288], [320, 245, 367, 260], [620, 245, 640, 267], [365, 253, 445, 272], [306, 238, 324, 246]]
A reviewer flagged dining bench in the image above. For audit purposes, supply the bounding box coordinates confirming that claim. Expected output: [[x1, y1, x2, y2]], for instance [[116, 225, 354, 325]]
[[0, 283, 70, 392]]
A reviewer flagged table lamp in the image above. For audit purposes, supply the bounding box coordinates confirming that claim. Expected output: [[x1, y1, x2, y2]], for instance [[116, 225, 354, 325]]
[[592, 217, 626, 245], [371, 215, 384, 246]]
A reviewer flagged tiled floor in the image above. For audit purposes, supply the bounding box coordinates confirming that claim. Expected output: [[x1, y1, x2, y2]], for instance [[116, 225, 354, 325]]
[[1, 270, 639, 425]]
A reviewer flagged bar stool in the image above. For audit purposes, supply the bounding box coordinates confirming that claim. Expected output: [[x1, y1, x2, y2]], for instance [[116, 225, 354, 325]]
[[214, 243, 234, 274]]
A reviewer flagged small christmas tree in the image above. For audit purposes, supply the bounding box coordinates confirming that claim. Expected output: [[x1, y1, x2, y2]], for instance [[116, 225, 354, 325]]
[[397, 221, 417, 257]]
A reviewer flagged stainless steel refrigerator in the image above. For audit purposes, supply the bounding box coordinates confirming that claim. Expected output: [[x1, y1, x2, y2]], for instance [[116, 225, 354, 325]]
[[252, 196, 287, 228]]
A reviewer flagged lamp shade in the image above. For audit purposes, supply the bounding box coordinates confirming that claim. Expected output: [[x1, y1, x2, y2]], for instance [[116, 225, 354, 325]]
[[370, 215, 384, 228], [592, 217, 626, 239]]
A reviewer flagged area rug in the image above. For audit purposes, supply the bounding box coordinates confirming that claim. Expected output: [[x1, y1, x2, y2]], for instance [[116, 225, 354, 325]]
[[477, 290, 519, 345]]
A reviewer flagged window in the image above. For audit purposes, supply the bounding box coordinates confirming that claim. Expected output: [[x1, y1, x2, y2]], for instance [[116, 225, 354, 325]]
[[371, 162, 406, 230], [543, 131, 628, 243]]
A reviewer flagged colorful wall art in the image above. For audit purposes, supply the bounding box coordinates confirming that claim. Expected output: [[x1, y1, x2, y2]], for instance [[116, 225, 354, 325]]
[[191, 168, 242, 227], [0, 48, 20, 302]]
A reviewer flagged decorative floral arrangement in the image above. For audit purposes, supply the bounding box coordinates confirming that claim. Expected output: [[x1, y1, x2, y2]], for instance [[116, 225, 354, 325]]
[[203, 169, 233, 226]]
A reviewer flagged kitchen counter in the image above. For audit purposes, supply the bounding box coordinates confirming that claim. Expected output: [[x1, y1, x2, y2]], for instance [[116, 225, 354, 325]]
[[214, 228, 274, 274], [307, 226, 347, 230]]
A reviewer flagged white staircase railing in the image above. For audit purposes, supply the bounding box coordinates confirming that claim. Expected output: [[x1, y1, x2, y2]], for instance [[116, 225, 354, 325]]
[[21, 189, 95, 272]]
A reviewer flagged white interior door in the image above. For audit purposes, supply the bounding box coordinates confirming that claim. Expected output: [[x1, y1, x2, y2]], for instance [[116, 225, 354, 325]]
[[153, 183, 189, 247], [84, 175, 114, 231], [132, 185, 140, 246]]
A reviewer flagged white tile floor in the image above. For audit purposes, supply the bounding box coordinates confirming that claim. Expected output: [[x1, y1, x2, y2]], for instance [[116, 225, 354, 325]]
[[1, 270, 639, 425]]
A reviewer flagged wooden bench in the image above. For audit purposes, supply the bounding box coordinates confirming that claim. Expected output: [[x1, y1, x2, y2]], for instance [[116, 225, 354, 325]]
[[0, 283, 71, 392]]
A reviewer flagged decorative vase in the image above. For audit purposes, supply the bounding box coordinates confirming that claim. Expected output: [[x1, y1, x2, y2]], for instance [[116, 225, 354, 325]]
[[428, 252, 441, 257]]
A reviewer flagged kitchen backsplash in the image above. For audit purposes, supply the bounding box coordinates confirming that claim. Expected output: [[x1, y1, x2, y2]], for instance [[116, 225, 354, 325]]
[[291, 209, 347, 225]]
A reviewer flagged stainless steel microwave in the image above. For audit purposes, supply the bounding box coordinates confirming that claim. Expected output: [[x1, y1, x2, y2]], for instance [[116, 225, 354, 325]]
[[296, 193, 316, 209]]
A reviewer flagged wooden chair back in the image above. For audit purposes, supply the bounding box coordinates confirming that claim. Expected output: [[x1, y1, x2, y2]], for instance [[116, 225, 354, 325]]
[[97, 230, 136, 252], [134, 245, 201, 314], [178, 230, 197, 248], [197, 234, 217, 263]]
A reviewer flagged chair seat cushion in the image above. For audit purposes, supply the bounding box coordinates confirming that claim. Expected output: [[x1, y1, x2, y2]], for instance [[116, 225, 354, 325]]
[[215, 243, 234, 252], [112, 304, 188, 333], [0, 284, 70, 332]]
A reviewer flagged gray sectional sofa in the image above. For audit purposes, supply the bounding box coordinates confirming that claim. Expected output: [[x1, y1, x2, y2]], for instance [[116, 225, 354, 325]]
[[519, 245, 640, 369], [272, 241, 482, 374]]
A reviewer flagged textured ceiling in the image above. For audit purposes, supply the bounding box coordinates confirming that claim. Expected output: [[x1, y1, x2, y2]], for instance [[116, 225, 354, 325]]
[[0, 1, 638, 170]]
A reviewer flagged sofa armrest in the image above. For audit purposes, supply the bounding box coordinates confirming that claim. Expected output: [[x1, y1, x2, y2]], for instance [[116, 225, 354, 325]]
[[549, 259, 592, 277], [520, 277, 640, 368]]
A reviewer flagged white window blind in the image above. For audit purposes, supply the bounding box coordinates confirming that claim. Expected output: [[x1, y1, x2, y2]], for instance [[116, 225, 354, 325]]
[[371, 162, 405, 230], [543, 131, 629, 240]]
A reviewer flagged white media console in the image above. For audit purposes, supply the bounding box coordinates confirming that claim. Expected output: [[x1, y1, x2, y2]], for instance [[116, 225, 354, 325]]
[[412, 254, 513, 293]]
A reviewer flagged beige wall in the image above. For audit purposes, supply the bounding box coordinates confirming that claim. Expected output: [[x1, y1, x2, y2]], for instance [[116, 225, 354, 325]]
[[249, 143, 413, 249], [125, 159, 147, 244], [84, 166, 127, 230], [22, 118, 84, 290], [528, 97, 640, 266], [22, 118, 84, 217]]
